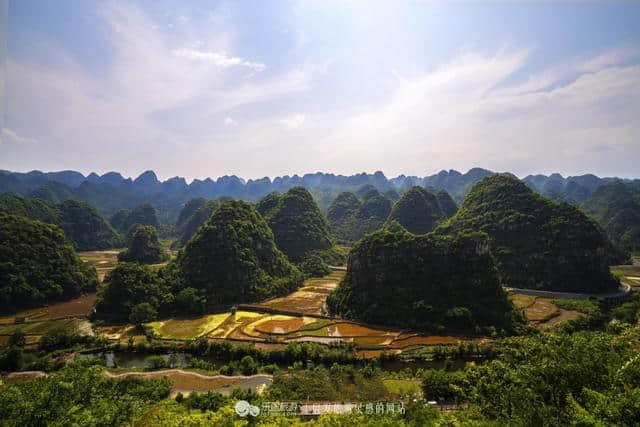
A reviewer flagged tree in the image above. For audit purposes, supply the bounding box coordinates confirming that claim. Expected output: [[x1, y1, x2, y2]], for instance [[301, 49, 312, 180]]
[[175, 287, 206, 314], [130, 302, 158, 324], [386, 186, 449, 234], [172, 200, 303, 306], [439, 174, 621, 293], [8, 331, 26, 347], [0, 212, 98, 310], [327, 229, 524, 334], [94, 263, 171, 322], [118, 224, 167, 264]]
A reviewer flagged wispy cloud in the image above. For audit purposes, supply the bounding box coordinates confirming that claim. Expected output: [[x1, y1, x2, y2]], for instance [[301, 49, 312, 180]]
[[173, 48, 265, 71], [1, 127, 38, 145], [279, 113, 306, 130]]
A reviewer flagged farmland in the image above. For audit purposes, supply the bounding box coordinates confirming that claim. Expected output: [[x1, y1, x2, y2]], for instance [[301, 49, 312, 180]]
[[254, 270, 346, 315]]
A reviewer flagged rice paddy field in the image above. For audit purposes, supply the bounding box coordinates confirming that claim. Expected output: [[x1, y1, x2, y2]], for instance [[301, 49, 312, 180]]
[[103, 369, 272, 396], [611, 265, 640, 289], [147, 313, 231, 340], [0, 318, 94, 346], [78, 249, 123, 282], [255, 270, 346, 315], [508, 292, 583, 329]]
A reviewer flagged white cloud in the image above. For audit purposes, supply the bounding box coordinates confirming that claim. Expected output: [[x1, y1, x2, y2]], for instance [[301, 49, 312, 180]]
[[173, 48, 266, 71], [224, 117, 238, 126], [279, 113, 306, 130], [1, 127, 38, 145]]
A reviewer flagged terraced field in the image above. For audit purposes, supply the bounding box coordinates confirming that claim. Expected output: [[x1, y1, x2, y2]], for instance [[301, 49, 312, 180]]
[[255, 270, 346, 315], [508, 291, 582, 329], [78, 249, 122, 282]]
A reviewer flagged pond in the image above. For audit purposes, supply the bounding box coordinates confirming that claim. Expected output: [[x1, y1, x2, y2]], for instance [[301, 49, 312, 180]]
[[78, 351, 189, 368]]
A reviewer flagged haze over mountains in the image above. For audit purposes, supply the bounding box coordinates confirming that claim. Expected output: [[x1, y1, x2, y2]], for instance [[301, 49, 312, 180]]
[[2, 167, 636, 210]]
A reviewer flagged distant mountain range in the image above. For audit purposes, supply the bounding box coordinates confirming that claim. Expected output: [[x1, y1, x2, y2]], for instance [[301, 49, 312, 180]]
[[1, 168, 638, 224]]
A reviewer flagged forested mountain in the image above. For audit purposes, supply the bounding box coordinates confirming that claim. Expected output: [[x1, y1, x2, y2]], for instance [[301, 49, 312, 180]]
[[170, 200, 304, 306], [387, 186, 455, 234], [0, 212, 99, 310], [174, 199, 220, 248], [327, 229, 523, 334], [118, 225, 168, 264], [110, 203, 160, 234], [257, 187, 339, 267], [439, 175, 622, 293], [583, 181, 640, 252], [2, 168, 637, 226], [0, 194, 124, 250], [327, 188, 393, 243]]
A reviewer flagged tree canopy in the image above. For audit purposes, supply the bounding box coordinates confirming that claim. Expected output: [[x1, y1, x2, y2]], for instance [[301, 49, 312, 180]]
[[94, 262, 171, 323], [258, 187, 334, 262], [0, 212, 98, 310], [327, 229, 523, 334], [439, 174, 620, 293], [387, 186, 454, 234], [0, 194, 124, 251], [172, 200, 304, 306], [327, 190, 393, 243], [118, 224, 168, 264], [583, 181, 640, 253]]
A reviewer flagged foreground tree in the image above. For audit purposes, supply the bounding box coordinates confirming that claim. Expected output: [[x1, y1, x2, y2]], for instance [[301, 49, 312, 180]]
[[94, 263, 171, 322]]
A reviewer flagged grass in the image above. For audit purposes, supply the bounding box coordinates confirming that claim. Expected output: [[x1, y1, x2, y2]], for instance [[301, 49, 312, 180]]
[[383, 379, 423, 397], [552, 299, 600, 316], [509, 293, 537, 309]]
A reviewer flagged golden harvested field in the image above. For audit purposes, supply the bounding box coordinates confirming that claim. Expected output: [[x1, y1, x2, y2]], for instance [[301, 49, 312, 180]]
[[148, 313, 230, 340], [524, 298, 559, 322], [208, 311, 263, 339], [256, 270, 346, 315], [78, 249, 122, 282], [327, 322, 393, 337], [536, 309, 582, 330], [0, 293, 97, 323], [104, 370, 272, 394]]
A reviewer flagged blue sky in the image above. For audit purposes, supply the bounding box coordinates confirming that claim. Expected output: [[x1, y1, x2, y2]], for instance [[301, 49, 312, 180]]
[[1, 0, 640, 181]]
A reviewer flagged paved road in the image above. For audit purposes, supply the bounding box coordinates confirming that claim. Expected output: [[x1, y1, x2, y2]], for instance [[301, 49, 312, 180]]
[[506, 282, 631, 301]]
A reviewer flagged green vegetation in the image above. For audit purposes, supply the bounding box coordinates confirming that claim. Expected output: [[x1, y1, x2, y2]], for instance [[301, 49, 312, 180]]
[[0, 212, 98, 310], [583, 181, 640, 253], [110, 203, 159, 234], [257, 187, 345, 274], [440, 174, 620, 293], [0, 194, 124, 250], [0, 364, 171, 426], [327, 189, 393, 243], [172, 200, 304, 306], [420, 331, 640, 425], [387, 186, 453, 234], [94, 262, 171, 323], [174, 200, 219, 248], [327, 229, 524, 334], [259, 187, 334, 262], [552, 298, 601, 317], [118, 224, 168, 264]]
